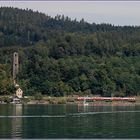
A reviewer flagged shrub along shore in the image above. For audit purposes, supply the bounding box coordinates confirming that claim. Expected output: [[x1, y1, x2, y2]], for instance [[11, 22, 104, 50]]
[[0, 95, 139, 105]]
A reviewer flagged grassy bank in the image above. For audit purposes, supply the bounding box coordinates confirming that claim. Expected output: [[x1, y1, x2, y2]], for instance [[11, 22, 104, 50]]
[[27, 96, 77, 104], [0, 95, 139, 105]]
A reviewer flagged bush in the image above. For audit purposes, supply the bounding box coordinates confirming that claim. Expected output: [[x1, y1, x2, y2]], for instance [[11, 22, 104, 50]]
[[57, 98, 66, 104], [2, 96, 12, 103], [113, 92, 125, 97], [57, 100, 66, 104], [21, 97, 30, 103], [67, 97, 75, 102], [34, 92, 43, 100]]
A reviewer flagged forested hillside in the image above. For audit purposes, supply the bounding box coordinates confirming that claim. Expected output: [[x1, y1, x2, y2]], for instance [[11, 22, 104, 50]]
[[0, 7, 140, 97]]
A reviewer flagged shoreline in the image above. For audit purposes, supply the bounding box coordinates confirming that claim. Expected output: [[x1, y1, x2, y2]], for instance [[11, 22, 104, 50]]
[[26, 96, 138, 105], [0, 95, 140, 105], [0, 101, 138, 106]]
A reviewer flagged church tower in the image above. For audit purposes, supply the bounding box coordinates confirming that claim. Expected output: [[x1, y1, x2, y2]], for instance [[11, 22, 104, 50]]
[[13, 52, 19, 83], [12, 52, 23, 99]]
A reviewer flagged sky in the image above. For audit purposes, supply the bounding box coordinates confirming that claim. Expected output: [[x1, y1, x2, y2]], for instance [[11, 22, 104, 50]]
[[0, 1, 140, 26]]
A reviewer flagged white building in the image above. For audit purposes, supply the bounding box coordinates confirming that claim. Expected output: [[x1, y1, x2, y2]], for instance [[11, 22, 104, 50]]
[[16, 88, 23, 98]]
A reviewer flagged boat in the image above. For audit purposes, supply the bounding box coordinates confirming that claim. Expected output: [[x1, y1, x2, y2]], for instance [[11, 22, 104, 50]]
[[11, 97, 21, 104], [83, 98, 89, 106]]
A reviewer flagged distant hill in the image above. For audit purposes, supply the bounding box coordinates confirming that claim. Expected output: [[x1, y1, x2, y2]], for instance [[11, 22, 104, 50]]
[[0, 7, 140, 58], [0, 7, 140, 97]]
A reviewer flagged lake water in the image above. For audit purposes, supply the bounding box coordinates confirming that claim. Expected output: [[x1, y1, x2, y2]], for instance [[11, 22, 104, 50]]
[[0, 103, 140, 138]]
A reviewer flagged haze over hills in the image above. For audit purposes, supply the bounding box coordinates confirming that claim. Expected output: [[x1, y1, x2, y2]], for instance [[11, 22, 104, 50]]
[[0, 7, 140, 97]]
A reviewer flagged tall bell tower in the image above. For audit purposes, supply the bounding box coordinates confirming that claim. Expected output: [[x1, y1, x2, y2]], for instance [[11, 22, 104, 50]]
[[13, 52, 19, 84], [13, 52, 23, 99]]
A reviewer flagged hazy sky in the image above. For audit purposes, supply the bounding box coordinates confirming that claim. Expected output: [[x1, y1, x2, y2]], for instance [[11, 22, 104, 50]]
[[0, 1, 140, 26]]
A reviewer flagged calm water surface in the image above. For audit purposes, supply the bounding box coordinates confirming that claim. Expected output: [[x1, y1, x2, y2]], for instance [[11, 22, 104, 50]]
[[0, 103, 139, 138]]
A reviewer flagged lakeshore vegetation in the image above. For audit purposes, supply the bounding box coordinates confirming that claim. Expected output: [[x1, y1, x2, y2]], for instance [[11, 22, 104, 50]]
[[0, 7, 140, 97]]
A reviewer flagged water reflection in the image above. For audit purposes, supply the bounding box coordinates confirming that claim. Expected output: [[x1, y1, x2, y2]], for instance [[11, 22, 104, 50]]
[[11, 105, 22, 138], [77, 102, 136, 113], [0, 104, 139, 138]]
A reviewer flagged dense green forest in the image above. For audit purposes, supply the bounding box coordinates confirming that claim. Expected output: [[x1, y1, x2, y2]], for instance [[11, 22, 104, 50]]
[[0, 7, 140, 97]]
